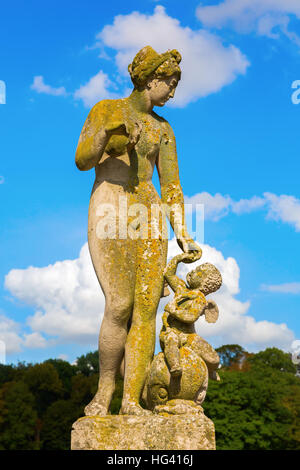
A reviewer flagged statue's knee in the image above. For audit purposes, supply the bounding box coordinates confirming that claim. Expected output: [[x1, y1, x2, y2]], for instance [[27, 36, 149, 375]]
[[105, 298, 133, 324]]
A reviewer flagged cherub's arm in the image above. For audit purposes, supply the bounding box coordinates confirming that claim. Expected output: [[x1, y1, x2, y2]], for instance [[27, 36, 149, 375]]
[[163, 251, 202, 293], [163, 254, 187, 293], [162, 310, 170, 329]]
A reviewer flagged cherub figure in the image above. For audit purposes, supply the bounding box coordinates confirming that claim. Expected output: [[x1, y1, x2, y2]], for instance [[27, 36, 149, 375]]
[[160, 252, 222, 382]]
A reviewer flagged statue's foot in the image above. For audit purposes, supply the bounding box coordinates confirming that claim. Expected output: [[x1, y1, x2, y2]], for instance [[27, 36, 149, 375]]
[[84, 397, 108, 416], [120, 400, 152, 416]]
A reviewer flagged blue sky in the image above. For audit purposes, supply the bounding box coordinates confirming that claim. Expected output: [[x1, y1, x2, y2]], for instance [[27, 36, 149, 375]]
[[1, 0, 300, 364]]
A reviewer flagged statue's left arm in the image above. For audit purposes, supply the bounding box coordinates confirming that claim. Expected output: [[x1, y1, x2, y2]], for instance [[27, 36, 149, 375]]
[[156, 120, 201, 254]]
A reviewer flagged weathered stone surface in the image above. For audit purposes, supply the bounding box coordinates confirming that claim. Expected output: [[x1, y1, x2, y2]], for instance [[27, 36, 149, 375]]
[[71, 414, 215, 450], [75, 45, 202, 417]]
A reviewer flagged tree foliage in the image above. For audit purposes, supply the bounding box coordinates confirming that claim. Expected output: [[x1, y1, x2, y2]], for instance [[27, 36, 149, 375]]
[[0, 381, 38, 450], [203, 349, 300, 450], [0, 347, 299, 450], [41, 400, 82, 450], [75, 351, 99, 376], [215, 344, 246, 368]]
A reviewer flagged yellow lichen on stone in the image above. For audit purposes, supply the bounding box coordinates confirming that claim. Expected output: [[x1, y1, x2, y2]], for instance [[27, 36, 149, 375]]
[[71, 414, 216, 450]]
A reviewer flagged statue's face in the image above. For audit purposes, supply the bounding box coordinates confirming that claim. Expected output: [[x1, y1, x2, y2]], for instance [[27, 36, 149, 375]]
[[147, 74, 179, 107]]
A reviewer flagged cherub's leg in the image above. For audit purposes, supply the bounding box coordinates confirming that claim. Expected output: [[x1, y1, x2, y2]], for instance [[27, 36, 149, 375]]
[[195, 368, 208, 405], [164, 331, 182, 376], [187, 334, 220, 380]]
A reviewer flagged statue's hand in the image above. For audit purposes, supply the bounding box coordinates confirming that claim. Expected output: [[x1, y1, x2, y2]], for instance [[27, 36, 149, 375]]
[[177, 236, 202, 257], [175, 252, 201, 264], [105, 121, 128, 136], [127, 121, 143, 147], [105, 121, 142, 148]]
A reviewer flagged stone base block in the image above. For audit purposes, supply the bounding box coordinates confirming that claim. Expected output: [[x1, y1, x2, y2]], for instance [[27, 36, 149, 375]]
[[71, 414, 215, 450]]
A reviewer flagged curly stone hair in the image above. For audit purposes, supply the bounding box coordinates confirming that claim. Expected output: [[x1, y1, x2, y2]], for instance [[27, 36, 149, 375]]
[[186, 263, 222, 295], [128, 45, 182, 88]]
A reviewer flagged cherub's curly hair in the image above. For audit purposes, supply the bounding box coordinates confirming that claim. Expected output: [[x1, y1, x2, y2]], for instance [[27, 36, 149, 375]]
[[186, 263, 222, 295], [128, 46, 181, 88]]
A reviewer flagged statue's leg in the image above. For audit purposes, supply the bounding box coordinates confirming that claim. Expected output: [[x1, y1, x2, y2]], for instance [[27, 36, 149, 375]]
[[195, 369, 208, 405], [120, 238, 168, 416], [163, 331, 182, 376], [85, 237, 136, 416], [187, 334, 220, 380]]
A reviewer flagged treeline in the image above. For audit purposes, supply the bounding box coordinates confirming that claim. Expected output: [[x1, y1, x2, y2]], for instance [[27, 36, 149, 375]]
[[0, 346, 299, 450]]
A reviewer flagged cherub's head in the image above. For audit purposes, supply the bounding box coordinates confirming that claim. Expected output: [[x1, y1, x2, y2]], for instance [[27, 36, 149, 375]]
[[186, 263, 222, 295]]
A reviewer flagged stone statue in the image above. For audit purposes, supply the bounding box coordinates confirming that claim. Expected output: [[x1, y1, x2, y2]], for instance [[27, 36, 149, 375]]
[[144, 252, 222, 415], [75, 46, 201, 417]]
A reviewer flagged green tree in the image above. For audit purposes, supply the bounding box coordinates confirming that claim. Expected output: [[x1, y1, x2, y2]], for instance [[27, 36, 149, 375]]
[[0, 364, 16, 386], [75, 351, 99, 376], [0, 381, 38, 450], [110, 374, 123, 415], [216, 344, 246, 368], [282, 384, 300, 449], [203, 348, 300, 450], [70, 373, 95, 411], [41, 400, 81, 450], [45, 359, 77, 395], [24, 363, 64, 416], [249, 348, 297, 374]]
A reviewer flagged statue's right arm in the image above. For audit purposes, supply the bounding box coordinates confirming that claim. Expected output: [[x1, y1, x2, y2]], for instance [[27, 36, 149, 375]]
[[75, 101, 110, 171], [75, 100, 122, 171]]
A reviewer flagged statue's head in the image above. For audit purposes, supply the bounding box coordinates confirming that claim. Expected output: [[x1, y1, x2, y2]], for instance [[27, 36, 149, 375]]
[[128, 46, 181, 106], [186, 263, 222, 296]]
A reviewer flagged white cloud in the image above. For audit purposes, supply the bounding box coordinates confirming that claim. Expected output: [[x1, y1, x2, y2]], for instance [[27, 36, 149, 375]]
[[185, 191, 300, 233], [23, 332, 48, 349], [73, 70, 118, 108], [264, 192, 300, 232], [95, 5, 249, 106], [0, 313, 49, 354], [31, 76, 67, 96], [5, 244, 104, 346], [0, 313, 23, 354], [160, 239, 294, 351], [4, 240, 295, 353], [30, 71, 116, 108], [185, 192, 267, 220], [196, 0, 300, 46], [185, 192, 232, 221], [0, 80, 6, 105], [231, 196, 266, 215], [261, 282, 300, 294], [30, 6, 250, 108]]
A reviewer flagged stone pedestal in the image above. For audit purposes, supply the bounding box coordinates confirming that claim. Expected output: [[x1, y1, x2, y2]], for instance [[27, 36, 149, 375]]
[[71, 414, 215, 450]]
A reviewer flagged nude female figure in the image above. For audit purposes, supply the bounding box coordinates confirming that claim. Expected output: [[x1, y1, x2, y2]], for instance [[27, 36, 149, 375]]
[[75, 46, 201, 416]]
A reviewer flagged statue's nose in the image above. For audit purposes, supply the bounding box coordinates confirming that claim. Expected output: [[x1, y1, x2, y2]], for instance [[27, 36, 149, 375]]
[[169, 88, 175, 98]]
